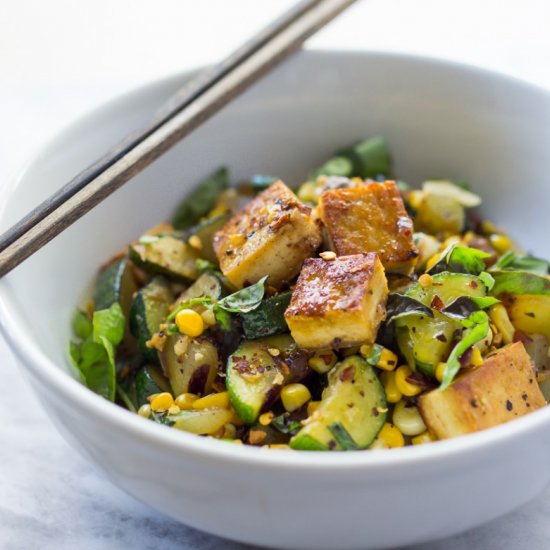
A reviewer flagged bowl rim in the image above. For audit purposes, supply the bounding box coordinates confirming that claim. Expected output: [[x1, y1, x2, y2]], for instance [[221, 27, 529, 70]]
[[1, 48, 550, 471]]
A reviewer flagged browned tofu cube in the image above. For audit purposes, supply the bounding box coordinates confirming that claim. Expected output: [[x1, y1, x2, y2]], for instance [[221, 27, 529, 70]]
[[318, 180, 418, 274], [213, 181, 322, 289], [419, 342, 546, 439], [284, 253, 388, 349]]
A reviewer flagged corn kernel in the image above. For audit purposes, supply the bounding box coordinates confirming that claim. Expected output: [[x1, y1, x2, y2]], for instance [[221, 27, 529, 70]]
[[392, 400, 426, 436], [418, 273, 433, 287], [229, 233, 246, 247], [137, 404, 151, 418], [470, 347, 484, 367], [490, 233, 512, 254], [175, 392, 199, 410], [489, 304, 515, 345], [376, 348, 399, 371], [281, 383, 311, 412], [259, 412, 274, 426], [308, 350, 337, 374], [175, 308, 204, 337], [408, 190, 424, 209], [188, 235, 202, 250], [377, 423, 405, 448], [394, 365, 423, 397], [411, 431, 436, 445], [435, 362, 447, 383], [297, 181, 318, 203], [425, 253, 441, 272], [319, 251, 337, 261], [480, 219, 496, 235], [307, 400, 321, 416], [150, 392, 174, 412], [380, 371, 402, 403], [192, 391, 230, 410]]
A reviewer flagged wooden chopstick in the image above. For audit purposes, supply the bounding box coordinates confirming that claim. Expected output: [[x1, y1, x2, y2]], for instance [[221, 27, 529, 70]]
[[0, 0, 357, 278]]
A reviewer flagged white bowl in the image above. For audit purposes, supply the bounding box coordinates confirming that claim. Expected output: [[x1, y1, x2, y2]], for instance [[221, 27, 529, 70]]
[[1, 51, 550, 550]]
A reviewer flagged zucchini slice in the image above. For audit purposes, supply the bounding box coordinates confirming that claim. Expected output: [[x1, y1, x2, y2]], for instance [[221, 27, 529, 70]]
[[129, 235, 200, 281], [135, 364, 171, 406], [160, 336, 219, 397], [184, 214, 231, 264], [227, 335, 309, 424], [129, 276, 173, 362], [93, 258, 137, 316], [176, 271, 225, 303], [290, 356, 386, 451], [241, 291, 291, 339], [406, 272, 486, 306], [168, 407, 233, 435]]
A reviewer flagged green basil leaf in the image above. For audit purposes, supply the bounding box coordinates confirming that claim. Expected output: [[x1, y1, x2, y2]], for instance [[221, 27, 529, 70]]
[[172, 167, 229, 230], [490, 270, 550, 296], [440, 311, 490, 390], [213, 305, 232, 332], [428, 243, 490, 276], [479, 271, 495, 291], [167, 296, 213, 321], [217, 275, 268, 313], [71, 309, 92, 340], [493, 251, 550, 275]]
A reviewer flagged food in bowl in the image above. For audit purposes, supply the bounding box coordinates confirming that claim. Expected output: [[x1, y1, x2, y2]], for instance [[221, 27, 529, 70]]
[[69, 137, 549, 450]]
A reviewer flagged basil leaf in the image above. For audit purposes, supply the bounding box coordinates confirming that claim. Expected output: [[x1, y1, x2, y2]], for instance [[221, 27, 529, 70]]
[[92, 303, 125, 348], [490, 270, 550, 296], [385, 293, 434, 324], [213, 305, 232, 332], [172, 167, 229, 230], [428, 243, 490, 276], [329, 422, 359, 451], [442, 296, 500, 319], [195, 258, 217, 273], [364, 344, 383, 367], [479, 271, 495, 291], [71, 309, 92, 340], [217, 276, 268, 313], [440, 311, 490, 390], [271, 414, 302, 435], [493, 251, 549, 275]]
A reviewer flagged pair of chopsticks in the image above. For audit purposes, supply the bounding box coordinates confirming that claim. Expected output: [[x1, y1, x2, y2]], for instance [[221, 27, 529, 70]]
[[0, 0, 357, 278]]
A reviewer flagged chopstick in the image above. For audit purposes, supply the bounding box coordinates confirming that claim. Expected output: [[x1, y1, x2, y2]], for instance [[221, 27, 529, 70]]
[[0, 0, 357, 278]]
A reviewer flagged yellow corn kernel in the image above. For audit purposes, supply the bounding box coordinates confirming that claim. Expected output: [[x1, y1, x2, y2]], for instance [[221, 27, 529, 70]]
[[392, 400, 426, 436], [394, 365, 423, 397], [411, 431, 436, 445], [408, 190, 424, 209], [308, 350, 337, 374], [174, 392, 199, 410], [150, 392, 174, 412], [167, 404, 180, 415], [470, 347, 484, 367], [489, 304, 515, 345], [480, 219, 496, 235], [192, 391, 230, 410], [377, 423, 405, 448], [435, 362, 447, 383], [259, 412, 274, 426], [297, 181, 318, 203], [307, 400, 321, 416], [490, 233, 512, 254], [380, 371, 402, 403], [229, 233, 246, 247], [418, 273, 433, 287], [188, 235, 202, 250], [137, 403, 151, 418], [175, 308, 204, 337], [376, 348, 399, 372], [425, 252, 441, 272], [281, 383, 311, 412]]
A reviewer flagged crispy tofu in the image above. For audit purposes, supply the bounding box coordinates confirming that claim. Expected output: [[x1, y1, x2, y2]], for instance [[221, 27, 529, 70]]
[[318, 180, 418, 274], [213, 181, 322, 289], [284, 253, 388, 349], [419, 342, 546, 439]]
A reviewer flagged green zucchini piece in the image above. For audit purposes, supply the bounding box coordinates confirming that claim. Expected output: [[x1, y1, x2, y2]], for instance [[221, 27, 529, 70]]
[[227, 335, 309, 424], [135, 364, 171, 406], [93, 258, 137, 316], [129, 236, 200, 281], [129, 276, 173, 362], [176, 271, 225, 303], [159, 336, 219, 396], [172, 167, 229, 230], [184, 214, 231, 264], [396, 311, 459, 377], [406, 272, 486, 307], [290, 356, 386, 451], [241, 291, 291, 339], [168, 407, 233, 435]]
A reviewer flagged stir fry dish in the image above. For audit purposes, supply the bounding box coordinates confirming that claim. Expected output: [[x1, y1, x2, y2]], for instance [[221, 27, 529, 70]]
[[70, 137, 550, 450]]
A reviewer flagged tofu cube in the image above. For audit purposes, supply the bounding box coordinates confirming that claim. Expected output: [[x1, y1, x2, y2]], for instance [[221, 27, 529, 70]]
[[284, 253, 388, 349], [319, 180, 418, 274], [419, 342, 546, 439], [213, 181, 322, 289]]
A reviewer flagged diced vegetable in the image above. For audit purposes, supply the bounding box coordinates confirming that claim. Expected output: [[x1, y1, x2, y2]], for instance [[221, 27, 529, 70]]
[[93, 258, 137, 315], [241, 291, 291, 339]]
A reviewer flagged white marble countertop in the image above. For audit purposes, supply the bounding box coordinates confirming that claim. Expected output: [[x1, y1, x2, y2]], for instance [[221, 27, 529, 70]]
[[1, 1, 550, 548]]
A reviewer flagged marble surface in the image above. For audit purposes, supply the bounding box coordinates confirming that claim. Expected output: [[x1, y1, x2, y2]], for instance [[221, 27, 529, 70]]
[[2, 1, 550, 548]]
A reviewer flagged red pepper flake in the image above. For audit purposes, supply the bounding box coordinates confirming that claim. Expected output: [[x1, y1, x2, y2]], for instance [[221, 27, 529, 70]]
[[513, 330, 533, 345], [470, 280, 478, 289], [506, 400, 513, 411], [339, 366, 356, 382], [470, 398, 478, 408], [430, 295, 445, 311]]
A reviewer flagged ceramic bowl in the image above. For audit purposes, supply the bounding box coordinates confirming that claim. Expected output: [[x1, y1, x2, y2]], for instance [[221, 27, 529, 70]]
[[1, 51, 550, 550]]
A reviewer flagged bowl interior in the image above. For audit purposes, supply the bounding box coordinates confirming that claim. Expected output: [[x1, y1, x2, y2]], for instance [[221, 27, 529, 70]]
[[2, 49, 550, 393]]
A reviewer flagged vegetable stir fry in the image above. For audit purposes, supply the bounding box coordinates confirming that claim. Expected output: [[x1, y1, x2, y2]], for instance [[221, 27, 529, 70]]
[[70, 137, 550, 450]]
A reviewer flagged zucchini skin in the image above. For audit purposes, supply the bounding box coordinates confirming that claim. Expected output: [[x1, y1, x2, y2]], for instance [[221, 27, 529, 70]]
[[241, 292, 291, 339], [94, 258, 137, 315]]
